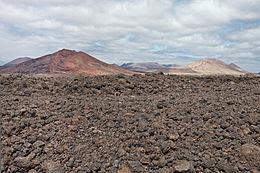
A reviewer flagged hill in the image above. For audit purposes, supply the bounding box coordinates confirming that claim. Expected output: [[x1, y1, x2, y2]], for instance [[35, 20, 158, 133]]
[[0, 49, 134, 75], [168, 58, 246, 75]]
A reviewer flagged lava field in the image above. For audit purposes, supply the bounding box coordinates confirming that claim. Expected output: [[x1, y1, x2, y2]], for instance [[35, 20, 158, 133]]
[[1, 74, 259, 173]]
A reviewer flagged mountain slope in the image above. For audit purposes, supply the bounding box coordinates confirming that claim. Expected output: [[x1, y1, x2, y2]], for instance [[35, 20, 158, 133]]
[[186, 58, 246, 75], [167, 58, 246, 75], [3, 57, 32, 67], [0, 49, 134, 75]]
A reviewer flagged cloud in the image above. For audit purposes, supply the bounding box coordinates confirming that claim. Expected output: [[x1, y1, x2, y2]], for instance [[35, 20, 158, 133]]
[[228, 26, 260, 42], [0, 0, 259, 72]]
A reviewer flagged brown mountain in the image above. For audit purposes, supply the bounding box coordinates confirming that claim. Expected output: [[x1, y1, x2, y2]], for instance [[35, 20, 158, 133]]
[[3, 57, 32, 67], [0, 49, 134, 75], [168, 58, 246, 75]]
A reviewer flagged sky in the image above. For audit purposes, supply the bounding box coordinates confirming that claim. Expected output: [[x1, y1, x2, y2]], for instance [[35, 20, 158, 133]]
[[0, 0, 259, 72]]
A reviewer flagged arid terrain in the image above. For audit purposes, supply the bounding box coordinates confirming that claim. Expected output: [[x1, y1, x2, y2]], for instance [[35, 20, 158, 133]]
[[1, 74, 259, 173], [0, 49, 252, 77]]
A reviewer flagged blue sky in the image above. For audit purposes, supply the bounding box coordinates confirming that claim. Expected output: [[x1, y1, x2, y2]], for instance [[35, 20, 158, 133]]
[[0, 0, 259, 72]]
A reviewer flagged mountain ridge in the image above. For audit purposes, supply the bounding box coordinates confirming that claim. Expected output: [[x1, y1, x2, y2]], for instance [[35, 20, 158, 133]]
[[184, 58, 246, 75], [0, 49, 134, 75], [0, 52, 248, 76]]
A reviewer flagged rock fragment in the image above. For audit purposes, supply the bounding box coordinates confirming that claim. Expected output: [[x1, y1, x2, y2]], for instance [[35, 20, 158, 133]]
[[33, 140, 45, 148], [42, 160, 65, 173], [168, 132, 180, 141], [14, 152, 35, 169], [173, 160, 194, 173], [239, 144, 260, 170], [117, 166, 132, 173]]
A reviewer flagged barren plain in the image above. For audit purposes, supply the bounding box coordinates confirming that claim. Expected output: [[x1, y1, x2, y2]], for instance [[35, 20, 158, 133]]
[[1, 74, 260, 173]]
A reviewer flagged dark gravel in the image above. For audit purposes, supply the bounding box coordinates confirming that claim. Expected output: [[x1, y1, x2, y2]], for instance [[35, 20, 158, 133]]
[[1, 74, 260, 173]]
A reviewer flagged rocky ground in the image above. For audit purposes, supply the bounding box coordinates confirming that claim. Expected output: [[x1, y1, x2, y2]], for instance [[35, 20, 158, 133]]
[[1, 74, 260, 173]]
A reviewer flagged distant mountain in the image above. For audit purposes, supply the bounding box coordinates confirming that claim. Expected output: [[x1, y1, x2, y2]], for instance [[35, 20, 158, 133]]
[[0, 49, 134, 75], [0, 54, 248, 76], [187, 58, 246, 75], [121, 62, 179, 72], [3, 57, 32, 67], [168, 58, 246, 75], [121, 59, 247, 75]]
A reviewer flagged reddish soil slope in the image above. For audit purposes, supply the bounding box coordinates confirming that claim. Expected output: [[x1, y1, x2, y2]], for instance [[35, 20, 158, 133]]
[[0, 49, 134, 75]]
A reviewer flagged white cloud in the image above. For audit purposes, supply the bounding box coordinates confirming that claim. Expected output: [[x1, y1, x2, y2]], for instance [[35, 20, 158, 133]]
[[0, 0, 259, 72], [228, 26, 260, 42]]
